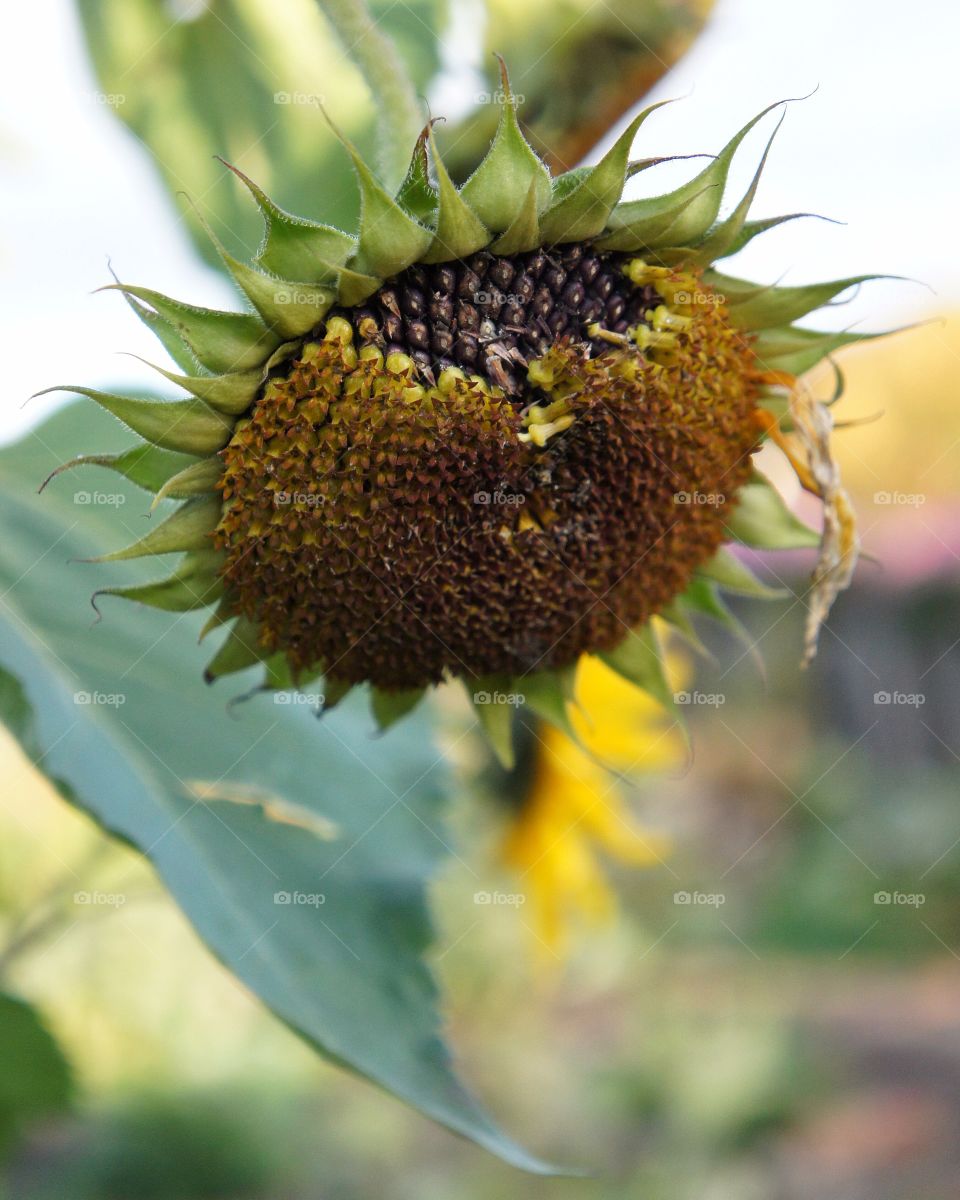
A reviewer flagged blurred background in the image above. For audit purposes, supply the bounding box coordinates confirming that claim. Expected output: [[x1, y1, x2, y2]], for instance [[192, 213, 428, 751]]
[[2, 0, 960, 1196]]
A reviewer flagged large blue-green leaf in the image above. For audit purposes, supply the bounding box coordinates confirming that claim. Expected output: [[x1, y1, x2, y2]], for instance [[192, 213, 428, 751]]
[[0, 401, 558, 1173], [74, 0, 444, 264]]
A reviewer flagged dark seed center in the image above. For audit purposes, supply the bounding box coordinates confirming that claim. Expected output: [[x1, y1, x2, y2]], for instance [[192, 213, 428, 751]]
[[335, 244, 659, 396]]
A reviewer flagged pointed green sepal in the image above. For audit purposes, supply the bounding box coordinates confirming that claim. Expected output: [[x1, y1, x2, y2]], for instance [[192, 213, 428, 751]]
[[601, 100, 788, 255], [659, 601, 712, 659], [256, 659, 324, 699], [596, 185, 718, 252], [752, 325, 886, 376], [700, 269, 773, 305], [469, 678, 515, 770], [713, 211, 842, 261], [680, 577, 732, 623], [395, 125, 438, 223], [537, 103, 667, 245], [517, 667, 578, 741], [370, 687, 426, 732], [229, 263, 333, 339], [217, 159, 355, 283], [128, 356, 263, 415], [422, 126, 490, 264], [825, 359, 847, 407], [329, 117, 432, 280], [92, 548, 225, 614], [260, 655, 296, 692], [39, 444, 199, 497], [204, 616, 267, 682], [713, 274, 897, 332], [679, 113, 785, 267], [198, 596, 234, 644], [152, 457, 223, 507], [598, 623, 689, 750], [725, 472, 820, 550], [191, 207, 334, 338], [489, 176, 542, 255], [100, 284, 280, 374], [35, 387, 232, 455], [108, 267, 198, 374], [679, 578, 765, 677], [459, 57, 551, 233], [697, 545, 787, 598], [90, 495, 221, 563], [328, 262, 383, 307], [626, 152, 713, 179], [318, 675, 353, 714], [755, 386, 791, 423]]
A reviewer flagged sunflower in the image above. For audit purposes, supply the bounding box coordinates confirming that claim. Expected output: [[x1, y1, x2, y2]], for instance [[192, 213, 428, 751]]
[[40, 64, 884, 760], [502, 647, 682, 958]]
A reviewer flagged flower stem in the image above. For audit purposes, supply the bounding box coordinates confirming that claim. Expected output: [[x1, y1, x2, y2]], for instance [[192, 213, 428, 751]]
[[315, 0, 422, 190]]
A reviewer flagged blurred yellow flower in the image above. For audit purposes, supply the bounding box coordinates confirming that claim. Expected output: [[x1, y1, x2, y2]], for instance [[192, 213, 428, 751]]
[[502, 650, 684, 958]]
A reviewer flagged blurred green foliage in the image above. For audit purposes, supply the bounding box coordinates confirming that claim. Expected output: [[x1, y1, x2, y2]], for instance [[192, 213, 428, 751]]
[[0, 994, 72, 1153], [74, 0, 712, 266], [76, 0, 446, 261]]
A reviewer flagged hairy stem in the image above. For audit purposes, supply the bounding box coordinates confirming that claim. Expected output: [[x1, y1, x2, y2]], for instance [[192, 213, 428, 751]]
[[315, 0, 422, 189]]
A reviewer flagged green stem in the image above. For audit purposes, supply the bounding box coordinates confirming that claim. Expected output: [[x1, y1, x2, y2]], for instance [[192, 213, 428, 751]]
[[315, 0, 422, 190]]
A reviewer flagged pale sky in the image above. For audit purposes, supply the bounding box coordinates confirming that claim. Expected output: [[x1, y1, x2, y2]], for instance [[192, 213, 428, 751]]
[[1, 0, 957, 441]]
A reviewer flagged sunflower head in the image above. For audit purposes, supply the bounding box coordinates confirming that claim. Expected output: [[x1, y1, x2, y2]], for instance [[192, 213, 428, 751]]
[[41, 64, 887, 758]]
